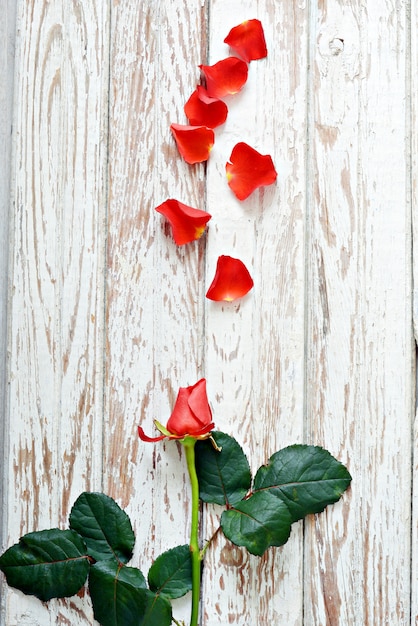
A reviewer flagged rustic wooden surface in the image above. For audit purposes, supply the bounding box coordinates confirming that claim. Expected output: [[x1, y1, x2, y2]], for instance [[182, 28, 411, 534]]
[[0, 0, 16, 561], [0, 1, 416, 625]]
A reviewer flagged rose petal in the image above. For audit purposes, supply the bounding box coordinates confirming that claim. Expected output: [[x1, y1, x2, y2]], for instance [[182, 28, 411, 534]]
[[224, 19, 267, 63], [137, 426, 166, 443], [199, 57, 248, 99], [155, 199, 211, 245], [188, 379, 213, 427], [171, 123, 215, 164], [206, 255, 254, 302], [226, 142, 277, 200], [184, 86, 228, 128]]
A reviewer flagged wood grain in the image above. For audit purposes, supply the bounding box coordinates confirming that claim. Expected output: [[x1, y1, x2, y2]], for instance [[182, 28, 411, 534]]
[[411, 0, 418, 623], [2, 0, 109, 623], [1, 0, 417, 625], [203, 1, 308, 623], [105, 1, 207, 623], [305, 1, 414, 624], [0, 0, 16, 561]]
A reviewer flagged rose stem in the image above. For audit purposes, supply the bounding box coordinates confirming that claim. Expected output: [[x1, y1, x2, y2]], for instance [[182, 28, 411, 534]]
[[183, 439, 201, 626]]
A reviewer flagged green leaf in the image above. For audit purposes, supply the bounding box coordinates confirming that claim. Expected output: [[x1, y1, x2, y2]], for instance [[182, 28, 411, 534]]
[[148, 544, 192, 599], [220, 491, 292, 557], [253, 445, 352, 522], [98, 560, 147, 589], [69, 492, 135, 563], [0, 528, 89, 601], [89, 560, 172, 626], [195, 432, 251, 506]]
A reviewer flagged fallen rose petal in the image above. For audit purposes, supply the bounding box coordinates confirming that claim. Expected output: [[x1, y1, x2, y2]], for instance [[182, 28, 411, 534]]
[[199, 57, 248, 99], [171, 123, 215, 164], [224, 19, 267, 63], [155, 199, 211, 245], [184, 86, 228, 128], [206, 255, 254, 302], [226, 142, 277, 200]]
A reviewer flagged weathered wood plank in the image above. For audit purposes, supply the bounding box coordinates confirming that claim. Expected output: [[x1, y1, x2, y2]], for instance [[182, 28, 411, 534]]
[[202, 2, 308, 623], [105, 1, 207, 623], [411, 0, 418, 623], [305, 1, 413, 624], [0, 0, 16, 559], [2, 1, 109, 623], [1, 1, 416, 624]]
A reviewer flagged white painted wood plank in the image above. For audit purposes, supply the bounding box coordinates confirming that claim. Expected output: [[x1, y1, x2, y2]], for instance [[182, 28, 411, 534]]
[[1, 0, 416, 624], [0, 0, 16, 540], [105, 2, 208, 623], [305, 2, 413, 624], [203, 2, 308, 623], [2, 1, 109, 623], [0, 1, 16, 620], [411, 0, 418, 623]]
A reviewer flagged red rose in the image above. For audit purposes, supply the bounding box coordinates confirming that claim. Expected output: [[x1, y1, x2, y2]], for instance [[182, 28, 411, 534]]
[[138, 379, 214, 442]]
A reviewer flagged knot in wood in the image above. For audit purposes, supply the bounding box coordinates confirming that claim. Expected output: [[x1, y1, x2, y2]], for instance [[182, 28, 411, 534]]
[[329, 38, 344, 55]]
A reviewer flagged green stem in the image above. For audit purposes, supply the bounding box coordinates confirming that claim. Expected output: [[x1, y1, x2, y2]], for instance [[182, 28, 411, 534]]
[[183, 439, 201, 626], [200, 526, 221, 560]]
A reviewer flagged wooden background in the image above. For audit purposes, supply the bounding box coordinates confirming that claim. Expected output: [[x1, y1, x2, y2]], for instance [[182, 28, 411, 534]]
[[0, 1, 417, 624]]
